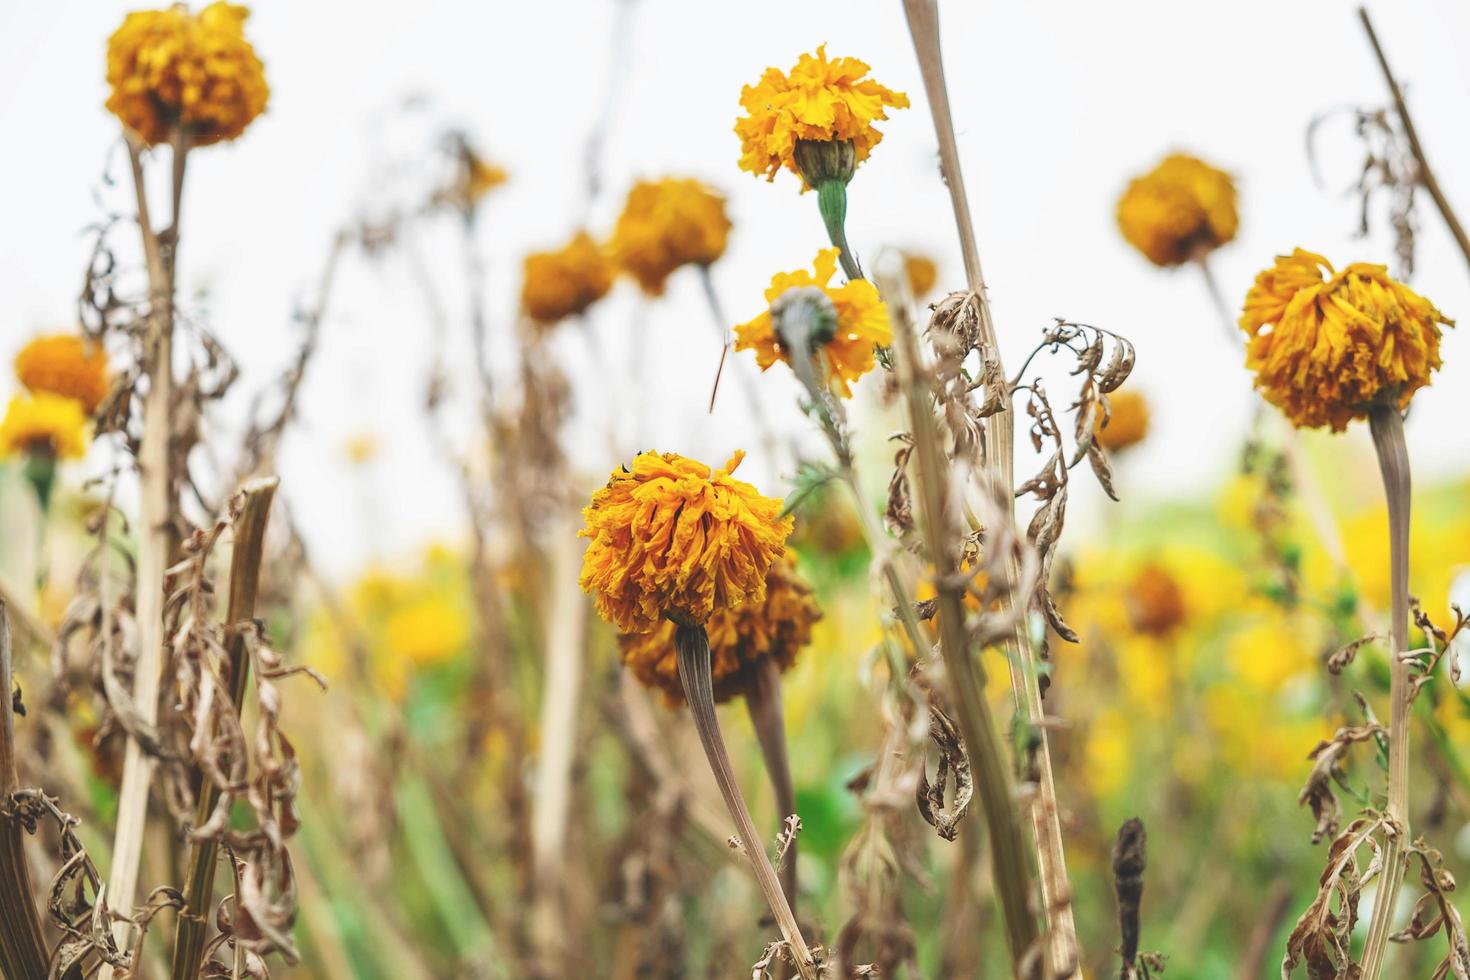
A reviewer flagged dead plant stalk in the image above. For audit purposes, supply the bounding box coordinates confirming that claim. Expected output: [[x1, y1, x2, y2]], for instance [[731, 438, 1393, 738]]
[[0, 603, 50, 980]]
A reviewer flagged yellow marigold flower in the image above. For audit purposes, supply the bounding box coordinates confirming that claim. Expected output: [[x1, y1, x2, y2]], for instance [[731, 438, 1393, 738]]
[[904, 253, 938, 299], [105, 2, 269, 147], [521, 231, 616, 325], [383, 593, 469, 668], [735, 46, 909, 184], [734, 247, 891, 398], [1116, 153, 1238, 267], [0, 393, 90, 460], [618, 555, 819, 704], [1094, 389, 1150, 453], [579, 450, 793, 635], [1240, 249, 1453, 431], [14, 335, 111, 414], [611, 178, 731, 295], [1126, 563, 1185, 637]]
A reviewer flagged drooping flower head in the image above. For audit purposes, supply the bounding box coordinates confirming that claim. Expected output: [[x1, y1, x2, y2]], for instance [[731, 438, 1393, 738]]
[[1240, 249, 1453, 431], [735, 248, 891, 397], [618, 554, 820, 704], [0, 393, 90, 460], [735, 46, 909, 185], [15, 335, 111, 415], [579, 450, 793, 635], [1116, 154, 1238, 267], [105, 2, 269, 147], [1094, 389, 1150, 454], [611, 178, 731, 295], [520, 231, 616, 325]]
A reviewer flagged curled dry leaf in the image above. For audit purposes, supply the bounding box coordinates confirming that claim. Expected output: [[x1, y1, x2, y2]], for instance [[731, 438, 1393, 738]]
[[1282, 815, 1384, 979], [1299, 724, 1386, 844]]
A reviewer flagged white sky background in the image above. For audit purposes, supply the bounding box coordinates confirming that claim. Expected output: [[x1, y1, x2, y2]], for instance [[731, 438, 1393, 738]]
[[2, 0, 1469, 581]]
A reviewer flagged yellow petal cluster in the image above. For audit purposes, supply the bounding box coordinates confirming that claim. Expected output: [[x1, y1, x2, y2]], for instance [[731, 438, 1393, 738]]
[[1094, 389, 1150, 453], [904, 253, 938, 299], [521, 231, 616, 325], [579, 450, 793, 635], [610, 178, 731, 295], [0, 393, 90, 460], [15, 335, 111, 415], [618, 555, 819, 704], [734, 248, 891, 398], [1116, 154, 1238, 267], [105, 2, 269, 147], [735, 46, 909, 182], [1239, 248, 1452, 430]]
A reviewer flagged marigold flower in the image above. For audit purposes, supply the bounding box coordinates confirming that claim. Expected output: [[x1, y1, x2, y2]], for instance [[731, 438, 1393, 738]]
[[618, 555, 819, 704], [904, 253, 938, 299], [15, 335, 111, 414], [521, 231, 616, 325], [579, 450, 794, 635], [1240, 249, 1453, 431], [735, 46, 909, 184], [1127, 564, 1186, 637], [611, 178, 731, 295], [105, 2, 269, 147], [1116, 154, 1238, 267], [735, 248, 891, 397], [1094, 389, 1150, 453], [383, 594, 469, 668], [0, 393, 90, 460]]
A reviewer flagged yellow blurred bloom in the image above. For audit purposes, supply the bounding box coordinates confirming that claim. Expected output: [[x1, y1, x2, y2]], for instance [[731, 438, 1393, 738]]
[[0, 393, 90, 460], [1094, 389, 1149, 454], [520, 231, 615, 325], [611, 178, 731, 295], [1127, 563, 1186, 637], [383, 593, 469, 669], [734, 248, 891, 398], [735, 46, 909, 184], [1224, 618, 1317, 692], [15, 335, 111, 415], [1116, 153, 1238, 267], [1084, 707, 1131, 798], [105, 2, 269, 147], [465, 154, 507, 203], [904, 253, 938, 299], [1240, 249, 1452, 431], [579, 450, 793, 635], [343, 433, 379, 465]]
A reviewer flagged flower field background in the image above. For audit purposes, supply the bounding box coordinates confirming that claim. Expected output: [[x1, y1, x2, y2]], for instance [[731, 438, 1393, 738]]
[[2, 1, 1470, 978]]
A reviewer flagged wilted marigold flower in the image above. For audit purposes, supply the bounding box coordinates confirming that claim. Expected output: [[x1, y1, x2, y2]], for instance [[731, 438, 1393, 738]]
[[0, 393, 90, 460], [735, 46, 909, 184], [15, 335, 111, 414], [1116, 154, 1238, 267], [1094, 389, 1150, 453], [1127, 563, 1186, 637], [105, 2, 269, 147], [611, 178, 731, 295], [618, 555, 819, 704], [1240, 249, 1453, 431], [579, 450, 793, 635], [521, 231, 616, 325], [735, 247, 891, 398]]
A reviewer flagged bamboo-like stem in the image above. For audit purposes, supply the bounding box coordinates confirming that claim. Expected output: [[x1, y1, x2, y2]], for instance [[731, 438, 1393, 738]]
[[745, 657, 797, 910], [168, 478, 278, 980], [0, 602, 50, 980], [1359, 6, 1470, 280], [1360, 405, 1413, 979], [673, 623, 817, 980], [901, 1, 1079, 971]]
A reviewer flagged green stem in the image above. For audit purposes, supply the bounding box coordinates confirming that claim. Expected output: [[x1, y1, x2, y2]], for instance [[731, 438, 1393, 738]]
[[816, 180, 863, 281]]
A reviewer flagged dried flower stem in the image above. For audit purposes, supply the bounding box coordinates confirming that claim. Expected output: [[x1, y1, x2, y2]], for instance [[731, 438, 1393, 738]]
[[168, 477, 279, 980], [745, 656, 798, 910], [673, 623, 817, 980], [0, 602, 50, 980], [1110, 819, 1146, 980], [1360, 404, 1413, 979], [1195, 255, 1242, 348]]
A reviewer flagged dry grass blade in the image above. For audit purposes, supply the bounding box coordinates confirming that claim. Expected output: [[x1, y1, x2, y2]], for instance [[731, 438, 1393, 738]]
[[0, 602, 50, 980]]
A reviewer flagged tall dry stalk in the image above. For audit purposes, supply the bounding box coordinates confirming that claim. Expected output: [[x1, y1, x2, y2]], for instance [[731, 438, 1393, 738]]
[[0, 602, 50, 980]]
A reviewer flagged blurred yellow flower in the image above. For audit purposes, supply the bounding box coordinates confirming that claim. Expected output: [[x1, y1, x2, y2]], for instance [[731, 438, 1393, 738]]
[[1240, 248, 1452, 431], [611, 178, 731, 295], [15, 335, 111, 415], [904, 253, 938, 299], [521, 231, 615, 325], [343, 433, 379, 465], [1127, 563, 1186, 637], [1116, 153, 1238, 267], [734, 247, 891, 398], [1094, 389, 1149, 454], [383, 593, 470, 668], [465, 154, 507, 203], [1084, 708, 1131, 797], [1225, 618, 1318, 692], [105, 2, 269, 147], [0, 393, 90, 460]]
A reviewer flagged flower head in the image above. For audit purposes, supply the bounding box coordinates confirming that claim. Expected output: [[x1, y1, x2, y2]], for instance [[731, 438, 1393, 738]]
[[904, 253, 938, 299], [383, 593, 470, 669], [0, 393, 90, 460], [1127, 564, 1186, 637], [618, 555, 819, 704], [1094, 389, 1150, 453], [521, 231, 616, 325], [1116, 154, 1238, 267], [15, 335, 111, 414], [735, 248, 891, 397], [611, 178, 731, 295], [579, 450, 793, 634], [106, 2, 269, 147], [1240, 249, 1452, 430], [735, 46, 909, 184]]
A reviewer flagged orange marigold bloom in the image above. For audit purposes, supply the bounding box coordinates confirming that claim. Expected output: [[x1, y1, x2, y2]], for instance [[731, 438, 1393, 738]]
[[734, 248, 891, 398], [1240, 249, 1453, 431], [105, 2, 269, 147], [618, 555, 819, 704], [735, 46, 909, 183], [1127, 564, 1185, 637], [0, 393, 90, 460], [579, 450, 793, 635], [1116, 154, 1238, 267], [520, 232, 616, 325], [611, 178, 731, 295], [904, 253, 938, 299], [15, 335, 111, 415], [1094, 389, 1150, 453]]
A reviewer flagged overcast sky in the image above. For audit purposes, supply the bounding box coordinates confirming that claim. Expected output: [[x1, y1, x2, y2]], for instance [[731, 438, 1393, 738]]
[[3, 0, 1469, 580]]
